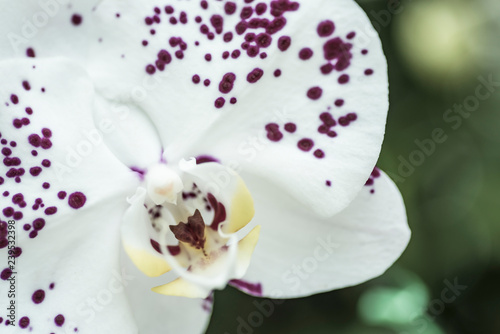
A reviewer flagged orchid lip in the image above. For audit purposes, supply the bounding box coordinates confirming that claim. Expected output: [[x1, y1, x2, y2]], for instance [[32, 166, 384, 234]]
[[122, 159, 259, 298]]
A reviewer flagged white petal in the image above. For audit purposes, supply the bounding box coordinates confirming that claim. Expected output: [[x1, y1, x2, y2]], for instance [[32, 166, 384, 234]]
[[88, 0, 389, 217], [123, 254, 212, 334], [0, 58, 139, 330], [240, 171, 410, 298]]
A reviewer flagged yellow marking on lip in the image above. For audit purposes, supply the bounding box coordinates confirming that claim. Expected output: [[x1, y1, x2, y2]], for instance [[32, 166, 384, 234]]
[[123, 244, 171, 277], [152, 277, 209, 299], [225, 177, 255, 234], [236, 225, 261, 274]]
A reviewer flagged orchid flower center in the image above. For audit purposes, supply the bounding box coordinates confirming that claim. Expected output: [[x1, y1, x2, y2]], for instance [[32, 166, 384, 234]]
[[122, 159, 260, 299]]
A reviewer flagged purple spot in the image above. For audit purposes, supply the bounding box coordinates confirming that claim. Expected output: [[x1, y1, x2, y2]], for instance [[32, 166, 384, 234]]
[[165, 5, 174, 14], [318, 20, 335, 37], [68, 192, 86, 209], [42, 128, 52, 138], [26, 48, 36, 58], [11, 247, 22, 258], [277, 36, 291, 51], [214, 97, 226, 109], [223, 32, 233, 43], [231, 50, 241, 59], [58, 191, 67, 199], [298, 139, 314, 152], [314, 149, 325, 159], [256, 3, 268, 15], [28, 134, 41, 147], [299, 48, 313, 60], [0, 268, 12, 280], [225, 2, 237, 15], [55, 314, 65, 327], [365, 69, 374, 76], [10, 95, 19, 105], [284, 123, 297, 133], [146, 64, 156, 75], [32, 289, 45, 304], [347, 113, 358, 121], [71, 14, 83, 26], [210, 15, 224, 34], [219, 73, 236, 94], [1, 148, 11, 156], [247, 68, 264, 83], [265, 123, 283, 142], [33, 218, 45, 231], [30, 167, 42, 176], [256, 33, 272, 47], [307, 87, 323, 100], [19, 317, 30, 329], [338, 74, 349, 84], [45, 207, 57, 215], [22, 81, 31, 91]]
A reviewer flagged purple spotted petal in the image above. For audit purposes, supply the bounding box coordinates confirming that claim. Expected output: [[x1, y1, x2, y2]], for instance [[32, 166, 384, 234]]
[[89, 0, 389, 217], [0, 58, 140, 332]]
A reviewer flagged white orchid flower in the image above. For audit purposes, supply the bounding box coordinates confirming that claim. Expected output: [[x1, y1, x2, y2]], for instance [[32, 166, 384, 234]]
[[0, 0, 410, 332]]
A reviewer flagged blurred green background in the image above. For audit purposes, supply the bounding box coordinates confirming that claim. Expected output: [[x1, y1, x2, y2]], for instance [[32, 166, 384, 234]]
[[207, 0, 500, 333]]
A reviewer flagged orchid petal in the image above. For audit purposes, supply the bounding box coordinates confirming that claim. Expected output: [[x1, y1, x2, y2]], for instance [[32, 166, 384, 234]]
[[88, 0, 389, 217], [0, 58, 139, 331], [239, 170, 410, 298]]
